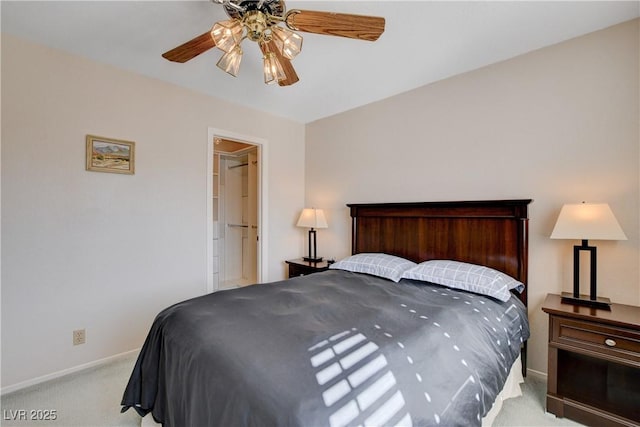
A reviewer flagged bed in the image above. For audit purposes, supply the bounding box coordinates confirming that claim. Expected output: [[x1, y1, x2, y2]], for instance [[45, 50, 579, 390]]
[[122, 199, 532, 427]]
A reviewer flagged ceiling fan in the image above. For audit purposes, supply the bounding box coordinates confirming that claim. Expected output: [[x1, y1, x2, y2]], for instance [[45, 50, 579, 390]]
[[162, 0, 385, 87]]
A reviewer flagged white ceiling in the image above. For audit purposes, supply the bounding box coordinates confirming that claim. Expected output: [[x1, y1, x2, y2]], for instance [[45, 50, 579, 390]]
[[2, 1, 638, 123]]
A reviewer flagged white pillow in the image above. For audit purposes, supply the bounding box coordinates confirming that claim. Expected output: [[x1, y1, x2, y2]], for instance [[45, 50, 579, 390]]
[[329, 253, 416, 282], [401, 260, 524, 302]]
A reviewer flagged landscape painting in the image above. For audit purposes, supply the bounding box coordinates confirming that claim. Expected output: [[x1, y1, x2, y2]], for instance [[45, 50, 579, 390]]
[[86, 135, 135, 174]]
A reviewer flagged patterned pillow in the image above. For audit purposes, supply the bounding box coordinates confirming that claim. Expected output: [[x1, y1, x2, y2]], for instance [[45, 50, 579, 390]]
[[401, 260, 524, 302], [329, 253, 416, 282]]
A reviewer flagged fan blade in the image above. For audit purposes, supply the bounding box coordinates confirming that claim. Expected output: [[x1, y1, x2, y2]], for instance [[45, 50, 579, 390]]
[[286, 10, 385, 41], [260, 40, 300, 87], [162, 31, 216, 63]]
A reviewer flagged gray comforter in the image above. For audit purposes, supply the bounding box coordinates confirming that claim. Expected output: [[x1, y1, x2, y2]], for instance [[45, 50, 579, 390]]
[[122, 270, 529, 427]]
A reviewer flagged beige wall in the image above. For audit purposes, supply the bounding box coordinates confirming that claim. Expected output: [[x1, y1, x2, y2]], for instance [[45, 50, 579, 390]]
[[2, 18, 638, 389], [1, 34, 305, 388], [305, 19, 640, 375]]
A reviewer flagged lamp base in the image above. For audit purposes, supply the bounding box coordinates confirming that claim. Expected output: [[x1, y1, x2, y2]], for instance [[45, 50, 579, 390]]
[[302, 256, 324, 263], [561, 292, 611, 310]]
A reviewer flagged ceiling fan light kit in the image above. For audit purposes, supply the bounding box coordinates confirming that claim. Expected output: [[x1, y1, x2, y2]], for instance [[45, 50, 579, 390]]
[[162, 0, 385, 87]]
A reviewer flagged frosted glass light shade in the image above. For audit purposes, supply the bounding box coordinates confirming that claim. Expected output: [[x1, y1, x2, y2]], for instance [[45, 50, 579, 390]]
[[271, 26, 303, 59], [296, 208, 328, 229], [550, 203, 627, 241], [217, 45, 243, 77], [263, 52, 286, 84], [211, 19, 243, 53]]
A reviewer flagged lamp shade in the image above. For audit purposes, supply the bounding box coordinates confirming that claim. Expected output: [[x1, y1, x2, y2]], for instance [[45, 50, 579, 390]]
[[271, 26, 303, 60], [211, 19, 244, 53], [550, 203, 627, 241], [217, 45, 243, 77], [263, 52, 286, 85], [296, 208, 328, 229]]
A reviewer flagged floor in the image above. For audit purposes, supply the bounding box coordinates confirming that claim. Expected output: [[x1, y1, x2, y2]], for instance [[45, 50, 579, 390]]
[[1, 351, 585, 427]]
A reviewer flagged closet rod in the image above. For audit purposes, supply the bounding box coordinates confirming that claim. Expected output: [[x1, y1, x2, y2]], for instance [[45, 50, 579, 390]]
[[227, 223, 248, 228], [227, 224, 258, 229], [228, 163, 248, 170]]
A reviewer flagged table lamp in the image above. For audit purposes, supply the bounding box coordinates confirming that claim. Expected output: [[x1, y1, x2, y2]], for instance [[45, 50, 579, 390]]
[[550, 202, 627, 309], [296, 208, 328, 262]]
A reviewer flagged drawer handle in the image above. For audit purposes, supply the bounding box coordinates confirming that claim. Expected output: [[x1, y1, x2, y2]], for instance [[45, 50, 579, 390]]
[[604, 338, 617, 347]]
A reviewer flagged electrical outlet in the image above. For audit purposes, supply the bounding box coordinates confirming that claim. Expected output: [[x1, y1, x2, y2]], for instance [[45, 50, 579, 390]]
[[73, 329, 86, 346]]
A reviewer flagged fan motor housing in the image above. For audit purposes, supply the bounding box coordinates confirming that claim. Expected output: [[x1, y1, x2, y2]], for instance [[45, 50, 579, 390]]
[[224, 0, 286, 20], [244, 10, 269, 41]]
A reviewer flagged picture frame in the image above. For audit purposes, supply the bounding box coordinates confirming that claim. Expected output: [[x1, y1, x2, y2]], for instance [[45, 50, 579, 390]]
[[86, 135, 135, 174]]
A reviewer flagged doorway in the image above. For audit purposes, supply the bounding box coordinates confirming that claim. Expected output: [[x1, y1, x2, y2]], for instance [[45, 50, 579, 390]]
[[207, 129, 267, 294]]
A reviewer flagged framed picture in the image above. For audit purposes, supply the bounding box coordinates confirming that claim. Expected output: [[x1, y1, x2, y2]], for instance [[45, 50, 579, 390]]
[[86, 135, 135, 174]]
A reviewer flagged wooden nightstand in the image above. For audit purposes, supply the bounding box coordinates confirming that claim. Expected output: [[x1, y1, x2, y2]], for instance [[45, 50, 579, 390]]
[[285, 258, 331, 278], [542, 293, 640, 426]]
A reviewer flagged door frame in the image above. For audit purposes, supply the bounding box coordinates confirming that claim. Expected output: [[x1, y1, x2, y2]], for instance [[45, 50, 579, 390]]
[[207, 127, 268, 293]]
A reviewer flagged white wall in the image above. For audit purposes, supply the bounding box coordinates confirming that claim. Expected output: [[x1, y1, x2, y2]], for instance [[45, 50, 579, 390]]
[[1, 34, 305, 388], [305, 19, 640, 375]]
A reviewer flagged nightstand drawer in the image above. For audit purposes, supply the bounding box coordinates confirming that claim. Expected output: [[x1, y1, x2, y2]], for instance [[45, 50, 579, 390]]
[[288, 263, 312, 278], [551, 317, 640, 365]]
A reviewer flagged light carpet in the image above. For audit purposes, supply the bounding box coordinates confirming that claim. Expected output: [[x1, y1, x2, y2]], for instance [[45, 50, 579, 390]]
[[1, 352, 583, 426]]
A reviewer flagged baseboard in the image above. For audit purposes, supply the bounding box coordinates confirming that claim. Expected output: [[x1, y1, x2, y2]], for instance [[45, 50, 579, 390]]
[[526, 368, 548, 381], [1, 348, 140, 395]]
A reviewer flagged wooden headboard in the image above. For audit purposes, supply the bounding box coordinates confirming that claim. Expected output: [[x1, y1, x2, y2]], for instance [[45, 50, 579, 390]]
[[348, 199, 532, 306]]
